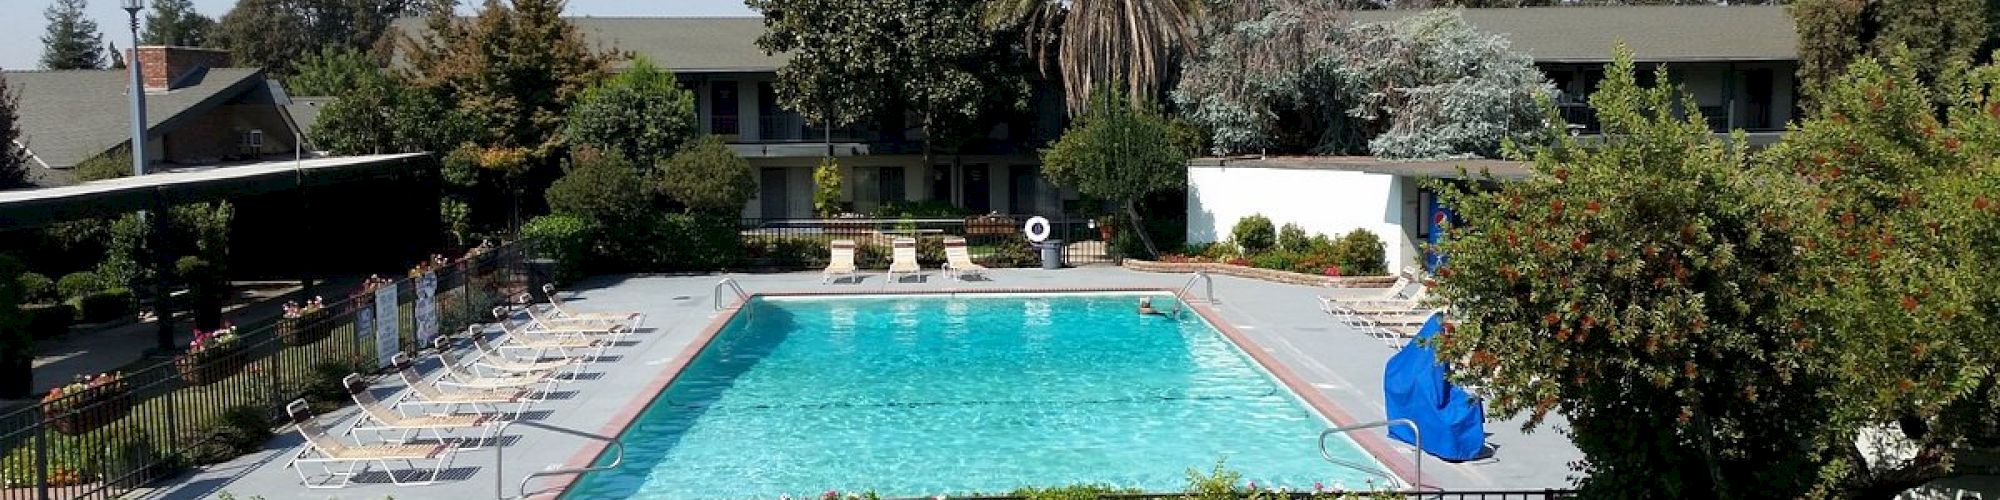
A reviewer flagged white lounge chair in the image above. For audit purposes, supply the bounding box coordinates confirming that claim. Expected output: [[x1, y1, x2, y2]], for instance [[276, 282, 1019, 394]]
[[823, 239, 859, 284], [515, 301, 633, 340], [941, 237, 987, 282], [887, 238, 921, 283], [538, 284, 645, 328], [286, 399, 461, 489], [343, 375, 505, 449], [1316, 273, 1415, 315], [467, 334, 583, 374], [392, 354, 543, 419]]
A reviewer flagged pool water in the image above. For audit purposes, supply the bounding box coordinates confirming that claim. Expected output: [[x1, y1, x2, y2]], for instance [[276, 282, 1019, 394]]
[[565, 293, 1385, 499]]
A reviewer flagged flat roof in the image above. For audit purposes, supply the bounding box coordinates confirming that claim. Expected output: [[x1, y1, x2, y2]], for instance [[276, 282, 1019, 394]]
[[0, 153, 429, 231], [1189, 156, 1533, 180]]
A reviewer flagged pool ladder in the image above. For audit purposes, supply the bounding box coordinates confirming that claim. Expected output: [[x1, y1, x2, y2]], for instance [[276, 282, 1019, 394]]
[[714, 278, 749, 311], [496, 420, 625, 499], [1166, 271, 1215, 317], [1319, 418, 1423, 492]]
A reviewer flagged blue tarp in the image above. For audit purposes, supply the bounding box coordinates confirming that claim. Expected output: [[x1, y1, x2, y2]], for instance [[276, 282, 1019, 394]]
[[1383, 312, 1487, 461]]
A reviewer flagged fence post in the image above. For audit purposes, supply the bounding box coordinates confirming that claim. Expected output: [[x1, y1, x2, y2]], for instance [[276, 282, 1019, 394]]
[[34, 408, 49, 500]]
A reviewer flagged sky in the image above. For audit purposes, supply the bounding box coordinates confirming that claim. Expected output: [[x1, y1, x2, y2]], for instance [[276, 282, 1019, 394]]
[[0, 0, 759, 70]]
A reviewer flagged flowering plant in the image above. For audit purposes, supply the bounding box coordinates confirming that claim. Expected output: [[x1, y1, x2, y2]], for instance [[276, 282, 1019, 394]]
[[409, 254, 451, 278], [283, 296, 325, 319], [41, 372, 121, 404], [355, 275, 393, 298], [187, 324, 239, 355]]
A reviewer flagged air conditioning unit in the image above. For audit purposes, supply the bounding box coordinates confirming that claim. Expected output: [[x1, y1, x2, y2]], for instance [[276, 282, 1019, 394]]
[[239, 129, 264, 156]]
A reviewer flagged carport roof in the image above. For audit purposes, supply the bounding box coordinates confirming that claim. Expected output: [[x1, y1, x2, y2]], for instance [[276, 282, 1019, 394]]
[[1189, 156, 1533, 180], [0, 153, 429, 231]]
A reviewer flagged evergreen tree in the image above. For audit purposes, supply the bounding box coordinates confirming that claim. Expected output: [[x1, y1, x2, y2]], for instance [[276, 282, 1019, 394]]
[[0, 72, 29, 189], [107, 42, 125, 69], [143, 0, 217, 47], [40, 0, 105, 70]]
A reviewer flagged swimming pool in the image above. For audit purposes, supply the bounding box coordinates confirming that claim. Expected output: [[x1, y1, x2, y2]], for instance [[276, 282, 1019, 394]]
[[564, 292, 1388, 499]]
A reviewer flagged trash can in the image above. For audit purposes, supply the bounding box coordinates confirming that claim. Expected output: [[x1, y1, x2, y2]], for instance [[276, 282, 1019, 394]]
[[1039, 240, 1064, 270]]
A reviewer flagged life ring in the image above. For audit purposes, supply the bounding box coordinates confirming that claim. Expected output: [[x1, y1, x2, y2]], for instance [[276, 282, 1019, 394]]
[[1023, 216, 1052, 243]]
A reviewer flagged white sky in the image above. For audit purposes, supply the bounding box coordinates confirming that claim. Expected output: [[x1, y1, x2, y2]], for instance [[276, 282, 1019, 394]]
[[0, 0, 760, 70]]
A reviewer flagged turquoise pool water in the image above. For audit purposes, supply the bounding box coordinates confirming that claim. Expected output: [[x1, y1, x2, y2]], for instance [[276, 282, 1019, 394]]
[[565, 293, 1385, 499]]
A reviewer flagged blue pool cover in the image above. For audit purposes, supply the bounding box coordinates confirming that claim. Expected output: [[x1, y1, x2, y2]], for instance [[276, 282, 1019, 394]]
[[1383, 312, 1487, 461]]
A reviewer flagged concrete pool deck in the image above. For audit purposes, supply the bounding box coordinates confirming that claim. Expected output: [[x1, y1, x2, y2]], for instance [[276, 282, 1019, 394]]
[[134, 266, 1583, 499]]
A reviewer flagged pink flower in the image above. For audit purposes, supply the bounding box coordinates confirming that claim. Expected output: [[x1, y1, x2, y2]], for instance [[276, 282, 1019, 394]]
[[822, 491, 838, 500], [1314, 482, 1324, 492]]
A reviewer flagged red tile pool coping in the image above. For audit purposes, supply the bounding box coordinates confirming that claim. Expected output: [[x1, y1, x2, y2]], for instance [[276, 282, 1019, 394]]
[[535, 287, 1421, 498]]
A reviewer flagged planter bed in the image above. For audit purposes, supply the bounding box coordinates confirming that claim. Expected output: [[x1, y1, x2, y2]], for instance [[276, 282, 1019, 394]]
[[1121, 259, 1398, 288]]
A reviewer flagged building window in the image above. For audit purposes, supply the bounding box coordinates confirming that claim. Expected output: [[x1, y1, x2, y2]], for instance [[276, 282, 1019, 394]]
[[711, 81, 739, 135], [878, 167, 905, 205]]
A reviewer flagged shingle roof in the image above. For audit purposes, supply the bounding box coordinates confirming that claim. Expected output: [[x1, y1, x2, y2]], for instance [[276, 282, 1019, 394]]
[[4, 67, 269, 169], [1345, 6, 1797, 63], [286, 96, 333, 144], [390, 16, 787, 73]]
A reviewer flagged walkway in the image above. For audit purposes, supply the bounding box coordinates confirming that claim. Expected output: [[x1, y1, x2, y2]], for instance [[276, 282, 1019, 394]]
[[134, 267, 1582, 499]]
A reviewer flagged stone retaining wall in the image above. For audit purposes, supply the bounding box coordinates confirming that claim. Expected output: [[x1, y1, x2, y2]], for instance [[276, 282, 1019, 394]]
[[1121, 259, 1398, 288]]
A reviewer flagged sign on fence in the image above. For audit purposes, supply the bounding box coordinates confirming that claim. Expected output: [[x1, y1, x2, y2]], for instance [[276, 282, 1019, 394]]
[[355, 295, 374, 345], [375, 285, 399, 368], [416, 272, 438, 347]]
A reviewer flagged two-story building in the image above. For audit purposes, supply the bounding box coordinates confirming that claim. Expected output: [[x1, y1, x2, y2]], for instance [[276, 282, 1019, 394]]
[[1190, 5, 1802, 275], [563, 18, 1072, 220], [6, 46, 309, 187]]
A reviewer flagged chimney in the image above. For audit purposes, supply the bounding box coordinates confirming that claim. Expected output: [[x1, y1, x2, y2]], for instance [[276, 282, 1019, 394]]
[[129, 46, 232, 91]]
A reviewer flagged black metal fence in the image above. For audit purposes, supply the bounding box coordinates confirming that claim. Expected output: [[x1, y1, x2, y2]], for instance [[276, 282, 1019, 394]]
[[0, 240, 541, 500], [737, 215, 1118, 269]]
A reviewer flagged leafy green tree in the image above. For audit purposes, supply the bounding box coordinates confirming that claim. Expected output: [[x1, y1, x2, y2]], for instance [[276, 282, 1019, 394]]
[[1175, 8, 1550, 158], [1041, 87, 1188, 257], [213, 0, 419, 75], [1790, 0, 1991, 108], [285, 47, 378, 96], [982, 0, 1201, 114], [1427, 47, 1826, 497], [399, 0, 613, 229], [656, 136, 754, 216], [0, 73, 28, 189], [750, 0, 1029, 166], [543, 150, 654, 269], [564, 57, 698, 168], [1759, 55, 2000, 498], [40, 0, 104, 70], [142, 0, 216, 47], [310, 68, 467, 155]]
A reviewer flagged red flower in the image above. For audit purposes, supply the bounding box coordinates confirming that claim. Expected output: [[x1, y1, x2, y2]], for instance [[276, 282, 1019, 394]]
[[1901, 295, 1918, 312], [1976, 197, 1990, 211], [1584, 200, 1601, 215], [1550, 199, 1566, 216]]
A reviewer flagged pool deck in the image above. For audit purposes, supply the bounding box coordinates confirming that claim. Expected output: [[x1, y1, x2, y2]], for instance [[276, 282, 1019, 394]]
[[133, 267, 1582, 499]]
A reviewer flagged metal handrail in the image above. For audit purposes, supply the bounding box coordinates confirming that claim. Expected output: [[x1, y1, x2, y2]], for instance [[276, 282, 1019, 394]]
[[714, 278, 749, 311], [1319, 418, 1421, 492], [498, 420, 626, 499], [1178, 271, 1214, 303]]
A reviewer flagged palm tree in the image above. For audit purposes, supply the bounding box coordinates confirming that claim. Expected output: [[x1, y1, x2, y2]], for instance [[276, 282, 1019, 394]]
[[983, 0, 1201, 115]]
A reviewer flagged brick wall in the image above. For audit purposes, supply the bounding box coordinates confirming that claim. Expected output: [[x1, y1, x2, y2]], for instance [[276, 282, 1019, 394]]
[[161, 104, 299, 165], [130, 46, 232, 91]]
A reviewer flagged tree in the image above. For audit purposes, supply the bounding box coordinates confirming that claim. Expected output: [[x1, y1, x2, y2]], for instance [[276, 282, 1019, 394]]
[[1427, 47, 1828, 497], [1041, 87, 1187, 257], [310, 67, 466, 155], [982, 0, 1201, 114], [0, 73, 29, 190], [213, 0, 420, 75], [285, 47, 379, 96], [1790, 0, 1991, 108], [1175, 8, 1551, 158], [813, 157, 843, 217], [564, 57, 698, 169], [750, 0, 1029, 167], [656, 136, 754, 216], [41, 0, 104, 70], [395, 0, 611, 230], [543, 149, 654, 269], [107, 42, 125, 69], [1757, 55, 2000, 498], [143, 0, 216, 47]]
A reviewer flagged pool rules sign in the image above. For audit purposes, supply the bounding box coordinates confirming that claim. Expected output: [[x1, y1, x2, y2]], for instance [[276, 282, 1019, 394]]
[[375, 284, 399, 368]]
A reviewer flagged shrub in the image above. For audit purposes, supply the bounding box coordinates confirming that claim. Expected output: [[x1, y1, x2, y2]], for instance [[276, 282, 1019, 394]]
[[1333, 229, 1387, 275], [521, 214, 596, 282], [656, 136, 755, 215], [813, 157, 845, 216], [189, 405, 273, 464], [977, 237, 1040, 268], [871, 200, 966, 219], [74, 288, 133, 323], [17, 272, 52, 304], [1277, 223, 1309, 252], [1232, 214, 1276, 254], [1247, 250, 1300, 272], [854, 242, 891, 270], [24, 304, 74, 340], [546, 152, 653, 225], [1009, 484, 1143, 500], [651, 215, 743, 271], [742, 237, 829, 269], [564, 56, 698, 167], [175, 256, 224, 331], [56, 272, 104, 301]]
